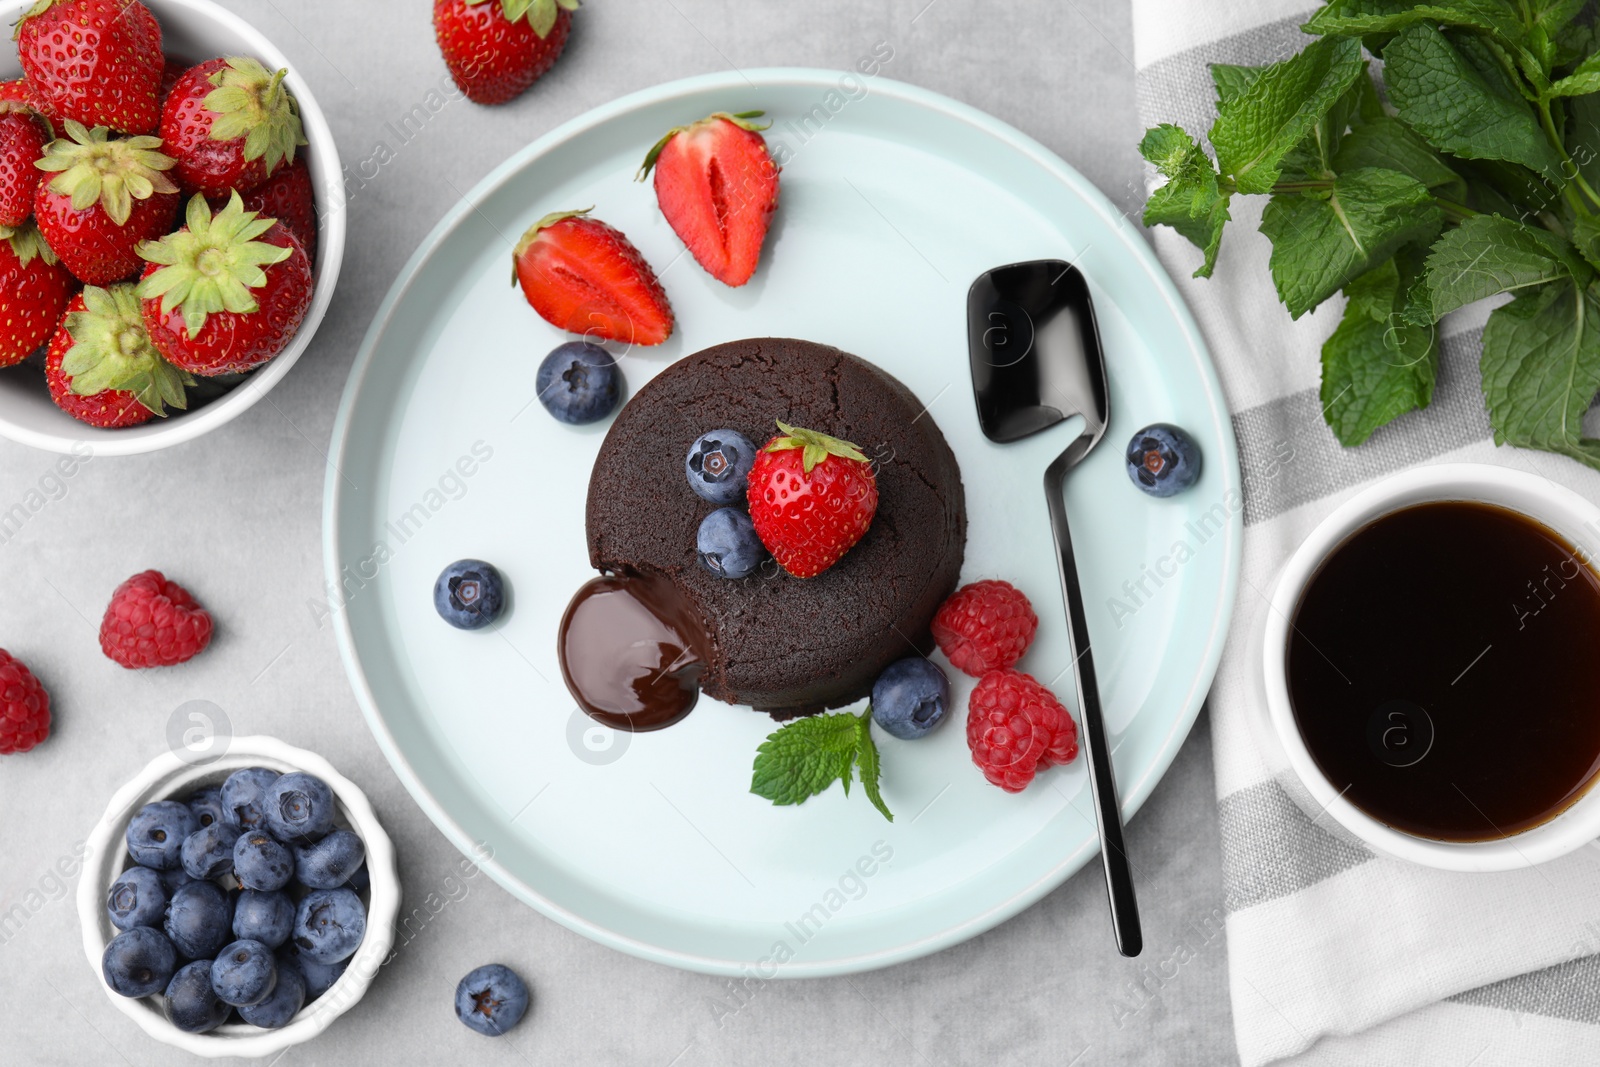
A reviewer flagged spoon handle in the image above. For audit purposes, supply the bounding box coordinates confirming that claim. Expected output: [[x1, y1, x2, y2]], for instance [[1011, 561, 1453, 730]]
[[1044, 458, 1143, 957]]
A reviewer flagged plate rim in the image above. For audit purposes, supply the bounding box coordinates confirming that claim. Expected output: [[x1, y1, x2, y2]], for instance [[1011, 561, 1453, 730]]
[[323, 67, 1242, 976]]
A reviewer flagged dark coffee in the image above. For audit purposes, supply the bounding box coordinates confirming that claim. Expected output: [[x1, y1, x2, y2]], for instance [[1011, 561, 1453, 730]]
[[1287, 501, 1600, 842]]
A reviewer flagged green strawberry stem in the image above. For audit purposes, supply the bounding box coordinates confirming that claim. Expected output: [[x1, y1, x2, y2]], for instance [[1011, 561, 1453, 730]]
[[766, 420, 868, 474], [467, 0, 579, 37], [34, 121, 177, 226], [62, 284, 192, 415], [136, 193, 294, 340], [635, 111, 772, 181], [510, 206, 592, 283], [0, 220, 58, 266], [203, 57, 307, 173]]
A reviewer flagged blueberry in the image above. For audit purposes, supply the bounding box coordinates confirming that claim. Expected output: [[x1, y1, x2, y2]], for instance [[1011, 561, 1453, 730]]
[[165, 959, 231, 1033], [238, 963, 304, 1029], [102, 926, 177, 998], [870, 658, 951, 740], [126, 800, 198, 870], [277, 942, 347, 1000], [697, 507, 766, 579], [294, 829, 366, 890], [536, 342, 621, 424], [234, 831, 293, 892], [233, 889, 296, 948], [211, 939, 277, 1007], [220, 767, 281, 830], [165, 880, 234, 960], [454, 963, 531, 1037], [343, 864, 371, 894], [158, 868, 196, 894], [186, 787, 227, 829], [433, 559, 505, 630], [263, 772, 336, 843], [107, 866, 168, 931], [291, 887, 366, 964], [181, 822, 242, 880], [685, 429, 758, 504], [1125, 423, 1201, 497]]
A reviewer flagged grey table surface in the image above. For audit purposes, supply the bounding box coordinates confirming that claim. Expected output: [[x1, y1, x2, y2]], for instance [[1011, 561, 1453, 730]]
[[0, 1, 1239, 1063]]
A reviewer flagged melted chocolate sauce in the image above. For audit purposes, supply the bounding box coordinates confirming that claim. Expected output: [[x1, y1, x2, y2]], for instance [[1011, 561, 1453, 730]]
[[558, 571, 710, 731]]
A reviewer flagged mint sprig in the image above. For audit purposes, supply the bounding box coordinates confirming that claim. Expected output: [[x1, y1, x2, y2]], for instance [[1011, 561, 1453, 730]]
[[750, 709, 893, 822], [1141, 1, 1600, 468]]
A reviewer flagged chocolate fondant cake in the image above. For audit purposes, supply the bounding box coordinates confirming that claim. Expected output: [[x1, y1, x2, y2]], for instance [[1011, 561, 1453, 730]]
[[584, 337, 967, 718]]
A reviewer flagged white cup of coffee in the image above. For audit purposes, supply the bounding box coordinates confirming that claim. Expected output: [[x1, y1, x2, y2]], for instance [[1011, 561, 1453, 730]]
[[1250, 463, 1600, 872]]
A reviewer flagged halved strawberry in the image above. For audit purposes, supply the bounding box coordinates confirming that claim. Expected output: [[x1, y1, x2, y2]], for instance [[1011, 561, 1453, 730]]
[[512, 209, 673, 345], [639, 110, 780, 287], [0, 222, 75, 367], [46, 284, 192, 428], [747, 422, 879, 578], [34, 120, 180, 285], [0, 107, 50, 227]]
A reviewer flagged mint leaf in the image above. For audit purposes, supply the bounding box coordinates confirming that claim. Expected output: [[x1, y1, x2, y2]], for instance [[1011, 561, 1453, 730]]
[[853, 715, 892, 822], [1382, 23, 1563, 179], [1140, 124, 1232, 277], [1332, 115, 1468, 200], [1305, 0, 1525, 40], [1551, 50, 1600, 96], [1569, 93, 1600, 193], [1574, 214, 1600, 273], [1321, 255, 1439, 445], [1208, 36, 1366, 194], [1419, 214, 1592, 320], [749, 710, 893, 820], [750, 712, 859, 807], [1481, 280, 1600, 469], [1259, 167, 1443, 317], [1210, 62, 1264, 106]]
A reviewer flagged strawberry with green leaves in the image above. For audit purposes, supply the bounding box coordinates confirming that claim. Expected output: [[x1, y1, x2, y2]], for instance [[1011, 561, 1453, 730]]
[[210, 157, 317, 268], [0, 105, 50, 227], [34, 120, 179, 285], [639, 111, 780, 287], [512, 208, 673, 345], [161, 57, 306, 198], [747, 422, 879, 578], [0, 222, 74, 367], [136, 193, 313, 375], [46, 283, 191, 428], [15, 0, 164, 135], [434, 0, 578, 105]]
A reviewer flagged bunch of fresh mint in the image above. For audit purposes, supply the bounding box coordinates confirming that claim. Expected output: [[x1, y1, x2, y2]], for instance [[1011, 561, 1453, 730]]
[[1142, 1, 1600, 464], [750, 709, 893, 821]]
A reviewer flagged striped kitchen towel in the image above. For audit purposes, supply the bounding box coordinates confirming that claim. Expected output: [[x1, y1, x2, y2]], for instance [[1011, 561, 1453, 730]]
[[1131, 1, 1600, 1064]]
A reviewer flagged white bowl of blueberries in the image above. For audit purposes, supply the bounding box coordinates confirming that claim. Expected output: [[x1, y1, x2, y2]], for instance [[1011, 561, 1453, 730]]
[[75, 737, 398, 1058]]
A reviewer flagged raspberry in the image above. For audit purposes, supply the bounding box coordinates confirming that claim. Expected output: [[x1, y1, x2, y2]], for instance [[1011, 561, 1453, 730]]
[[932, 580, 1039, 676], [0, 649, 51, 754], [99, 570, 214, 669], [966, 670, 1078, 792]]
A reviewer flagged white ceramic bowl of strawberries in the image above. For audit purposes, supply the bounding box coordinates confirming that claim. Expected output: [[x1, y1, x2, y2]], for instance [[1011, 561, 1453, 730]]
[[76, 736, 400, 1058], [0, 0, 345, 456]]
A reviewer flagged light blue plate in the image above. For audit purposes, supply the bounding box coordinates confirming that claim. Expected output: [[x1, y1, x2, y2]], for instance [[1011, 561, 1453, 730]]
[[325, 69, 1241, 976]]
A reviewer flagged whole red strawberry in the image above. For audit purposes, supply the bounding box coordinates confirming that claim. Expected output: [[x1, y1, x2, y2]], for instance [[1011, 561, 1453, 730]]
[[0, 223, 75, 368], [513, 208, 673, 345], [966, 669, 1079, 793], [100, 570, 214, 668], [932, 580, 1039, 677], [640, 110, 780, 287], [161, 57, 306, 198], [747, 422, 879, 578], [211, 157, 317, 267], [34, 120, 179, 284], [0, 649, 50, 755], [434, 0, 577, 105], [0, 107, 49, 226], [46, 283, 191, 427], [16, 0, 164, 135], [137, 193, 314, 375]]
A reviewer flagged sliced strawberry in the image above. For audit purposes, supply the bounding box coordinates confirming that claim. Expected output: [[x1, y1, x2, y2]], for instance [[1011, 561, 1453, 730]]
[[0, 108, 50, 227], [512, 209, 673, 346], [640, 110, 780, 287]]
